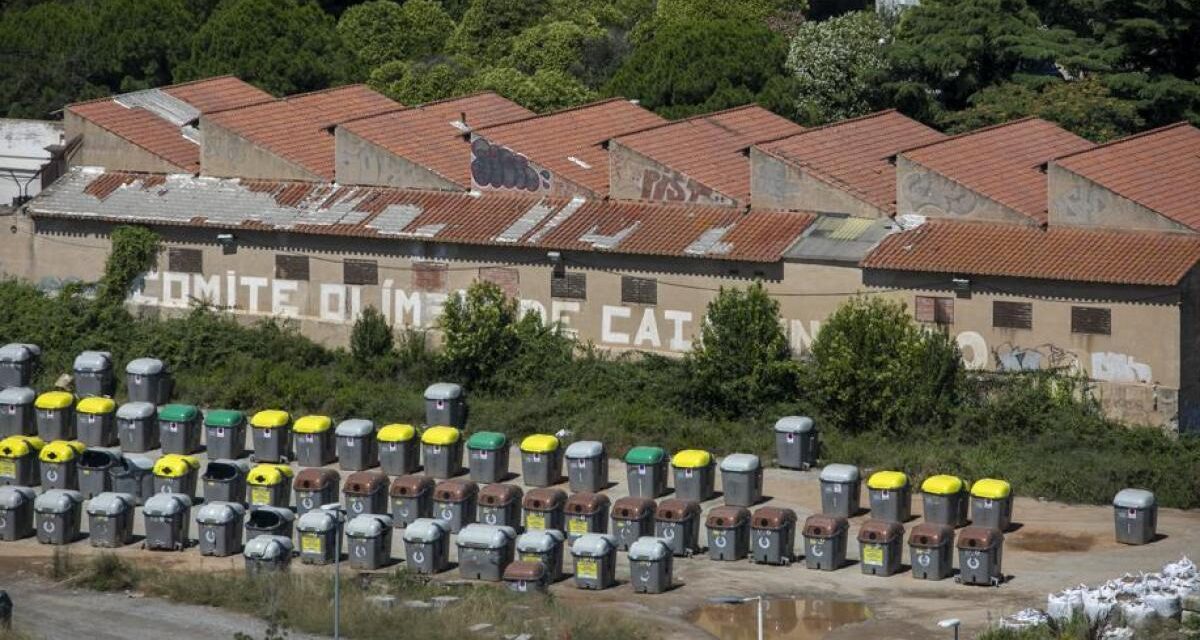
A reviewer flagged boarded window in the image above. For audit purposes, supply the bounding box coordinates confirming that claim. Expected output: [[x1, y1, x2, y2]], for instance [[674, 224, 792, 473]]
[[621, 276, 657, 305], [551, 271, 586, 300], [343, 259, 378, 286], [993, 301, 1033, 330], [412, 262, 448, 292], [274, 254, 309, 281], [914, 295, 954, 324], [167, 248, 202, 274], [1071, 306, 1111, 335], [479, 267, 519, 298]]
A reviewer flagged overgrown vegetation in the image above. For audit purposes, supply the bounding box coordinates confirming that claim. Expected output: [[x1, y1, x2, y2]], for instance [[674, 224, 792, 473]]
[[975, 614, 1198, 639]]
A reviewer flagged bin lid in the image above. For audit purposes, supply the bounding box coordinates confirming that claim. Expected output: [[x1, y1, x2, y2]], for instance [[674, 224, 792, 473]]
[[153, 454, 200, 477], [504, 561, 546, 581], [421, 426, 460, 445], [706, 506, 751, 529], [867, 470, 908, 490], [956, 526, 1003, 549], [773, 416, 814, 433], [293, 415, 333, 434], [346, 513, 393, 537], [0, 486, 36, 508], [0, 343, 38, 362], [203, 459, 250, 480], [336, 419, 375, 437], [424, 382, 463, 400], [628, 537, 672, 561], [466, 431, 507, 450], [73, 351, 112, 372], [125, 358, 165, 375], [77, 397, 116, 415], [35, 391, 74, 410], [802, 514, 848, 537], [671, 449, 711, 469], [565, 492, 610, 514], [87, 492, 135, 516], [457, 523, 516, 548], [402, 518, 448, 542], [656, 499, 701, 522], [248, 464, 294, 486], [34, 489, 83, 513], [516, 529, 565, 552], [819, 463, 860, 483], [719, 453, 760, 472], [522, 488, 567, 510], [80, 448, 121, 468], [520, 434, 559, 454], [144, 493, 192, 515], [612, 496, 656, 519], [123, 454, 154, 472], [971, 478, 1011, 500], [0, 386, 35, 405], [564, 440, 604, 459], [250, 410, 291, 429], [921, 475, 965, 496], [244, 534, 292, 559], [378, 424, 416, 443], [204, 409, 245, 428], [196, 501, 246, 524], [117, 402, 156, 420], [296, 510, 337, 532], [158, 404, 199, 423], [389, 474, 436, 497], [625, 446, 665, 465], [479, 483, 523, 506], [0, 435, 44, 458], [752, 507, 797, 530], [248, 505, 295, 524], [39, 440, 85, 463], [344, 471, 389, 494], [1113, 488, 1156, 509], [433, 479, 478, 501], [294, 467, 340, 491], [856, 519, 904, 543], [571, 533, 617, 557], [908, 522, 954, 547]]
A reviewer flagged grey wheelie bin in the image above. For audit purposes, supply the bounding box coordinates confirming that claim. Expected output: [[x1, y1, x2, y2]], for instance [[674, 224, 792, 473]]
[[565, 440, 607, 493], [775, 416, 817, 470], [420, 426, 463, 479], [611, 496, 656, 551], [378, 424, 419, 476], [0, 387, 35, 437], [671, 450, 715, 502], [158, 404, 202, 455], [75, 397, 117, 447], [432, 478, 477, 533], [478, 483, 522, 529], [624, 446, 667, 498], [654, 499, 701, 557], [0, 344, 38, 388], [73, 351, 114, 398], [152, 454, 200, 497], [34, 489, 82, 545], [296, 509, 339, 565], [424, 383, 467, 428], [706, 506, 750, 561], [908, 522, 954, 580], [203, 410, 247, 461], [202, 459, 250, 505], [343, 470, 389, 516], [921, 475, 969, 527], [245, 505, 295, 541], [720, 454, 763, 507], [628, 537, 673, 594], [78, 449, 119, 498], [294, 468, 340, 515], [249, 410, 292, 464], [565, 492, 609, 541], [247, 463, 292, 508], [0, 486, 35, 540], [402, 518, 450, 574], [802, 514, 848, 571], [751, 507, 797, 566], [819, 464, 861, 518], [516, 529, 565, 583], [956, 526, 1004, 586], [39, 440, 84, 490], [390, 474, 434, 527], [86, 492, 135, 548], [522, 488, 566, 532], [0, 435, 41, 486], [504, 561, 548, 593], [346, 513, 393, 570], [867, 471, 911, 523], [116, 402, 158, 453], [35, 392, 75, 441], [1113, 488, 1157, 545], [466, 431, 508, 484], [196, 501, 245, 557], [457, 523, 516, 581], [857, 519, 904, 577], [293, 415, 335, 467], [571, 533, 618, 590], [125, 358, 171, 405], [109, 454, 154, 504], [970, 479, 1013, 532], [143, 492, 191, 551], [520, 434, 562, 488], [244, 535, 292, 574], [337, 419, 377, 471]]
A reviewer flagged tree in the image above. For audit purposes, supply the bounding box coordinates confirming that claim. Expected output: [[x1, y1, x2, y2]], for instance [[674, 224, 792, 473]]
[[92, 0, 198, 93], [655, 0, 807, 23], [368, 57, 475, 105], [447, 0, 551, 61], [350, 305, 394, 369], [338, 0, 454, 69], [940, 77, 1145, 141], [439, 281, 523, 388], [472, 66, 596, 112], [504, 20, 606, 77], [0, 2, 104, 118], [787, 10, 892, 124]]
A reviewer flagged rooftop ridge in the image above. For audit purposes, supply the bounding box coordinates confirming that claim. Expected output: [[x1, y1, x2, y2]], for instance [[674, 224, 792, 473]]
[[1051, 121, 1196, 164], [281, 83, 373, 101], [472, 97, 632, 133], [614, 103, 787, 144], [756, 109, 902, 148], [65, 75, 253, 110], [896, 116, 1041, 157]]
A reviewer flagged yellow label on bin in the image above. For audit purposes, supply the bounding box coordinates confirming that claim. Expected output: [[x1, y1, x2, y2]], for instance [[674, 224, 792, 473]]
[[250, 487, 271, 505], [520, 553, 541, 563], [576, 558, 599, 580], [862, 544, 884, 566], [301, 534, 323, 554], [525, 513, 546, 530], [568, 518, 589, 534], [0, 460, 14, 477]]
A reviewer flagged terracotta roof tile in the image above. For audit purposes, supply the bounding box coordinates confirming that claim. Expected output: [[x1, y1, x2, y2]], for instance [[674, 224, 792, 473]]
[[759, 110, 946, 214], [1052, 123, 1200, 230], [612, 105, 803, 203], [862, 220, 1200, 286], [339, 92, 532, 187], [900, 118, 1094, 223], [283, 84, 403, 129], [162, 76, 273, 114]]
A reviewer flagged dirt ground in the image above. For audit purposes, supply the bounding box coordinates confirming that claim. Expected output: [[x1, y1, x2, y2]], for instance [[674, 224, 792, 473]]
[[1, 445, 1197, 639]]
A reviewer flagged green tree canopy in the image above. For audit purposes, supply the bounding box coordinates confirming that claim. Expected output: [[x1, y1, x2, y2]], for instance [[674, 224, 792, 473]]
[[337, 0, 455, 69], [787, 10, 892, 125], [504, 20, 606, 77], [473, 66, 596, 112], [447, 0, 551, 61], [92, 0, 198, 92], [655, 0, 806, 23], [940, 77, 1145, 141], [368, 57, 474, 105]]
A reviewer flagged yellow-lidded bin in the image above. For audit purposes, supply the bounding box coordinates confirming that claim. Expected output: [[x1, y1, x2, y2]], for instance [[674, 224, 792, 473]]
[[250, 410, 292, 463], [867, 471, 911, 523], [35, 391, 76, 441], [293, 415, 335, 467], [38, 440, 85, 490], [76, 397, 117, 447], [378, 424, 419, 476], [152, 454, 200, 497], [247, 463, 294, 508], [421, 426, 463, 479], [0, 435, 44, 486], [520, 434, 561, 488], [970, 478, 1013, 531], [921, 475, 969, 527], [671, 449, 715, 502]]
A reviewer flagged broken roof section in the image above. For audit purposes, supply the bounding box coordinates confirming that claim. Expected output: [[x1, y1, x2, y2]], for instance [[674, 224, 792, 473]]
[[468, 98, 666, 198], [336, 92, 533, 190], [608, 105, 803, 207]]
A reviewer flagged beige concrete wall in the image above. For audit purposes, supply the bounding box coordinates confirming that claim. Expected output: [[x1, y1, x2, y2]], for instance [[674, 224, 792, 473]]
[[748, 148, 887, 217], [334, 128, 462, 190], [199, 117, 323, 181], [1047, 165, 1194, 233], [608, 141, 737, 206], [64, 112, 185, 173], [896, 156, 1036, 225]]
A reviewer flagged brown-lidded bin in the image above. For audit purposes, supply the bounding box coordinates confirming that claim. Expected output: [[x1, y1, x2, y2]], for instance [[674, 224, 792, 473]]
[[432, 478, 478, 533], [654, 498, 701, 557], [706, 505, 751, 561], [611, 496, 656, 550], [565, 492, 610, 541], [908, 522, 954, 580], [478, 483, 523, 530], [802, 514, 848, 571], [751, 506, 797, 566], [522, 487, 567, 532], [343, 470, 389, 517], [390, 474, 436, 528], [956, 526, 1004, 586], [856, 519, 904, 577], [504, 560, 548, 593], [294, 468, 340, 516]]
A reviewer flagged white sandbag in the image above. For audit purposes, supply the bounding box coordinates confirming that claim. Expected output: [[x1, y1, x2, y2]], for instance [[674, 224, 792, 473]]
[[1100, 626, 1134, 640], [999, 608, 1049, 630], [1119, 601, 1156, 629], [1082, 591, 1115, 624], [1142, 592, 1181, 619]]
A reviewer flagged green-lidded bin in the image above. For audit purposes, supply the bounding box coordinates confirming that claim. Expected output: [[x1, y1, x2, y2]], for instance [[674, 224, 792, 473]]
[[204, 410, 247, 460], [159, 404, 202, 455], [467, 431, 509, 484], [624, 446, 667, 498]]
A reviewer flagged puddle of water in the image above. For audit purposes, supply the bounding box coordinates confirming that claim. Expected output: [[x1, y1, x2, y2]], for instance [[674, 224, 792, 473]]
[[1010, 530, 1095, 553], [686, 597, 871, 640]]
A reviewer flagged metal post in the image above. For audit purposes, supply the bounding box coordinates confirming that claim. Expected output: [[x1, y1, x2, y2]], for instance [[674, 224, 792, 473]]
[[756, 596, 764, 640], [333, 513, 342, 640]]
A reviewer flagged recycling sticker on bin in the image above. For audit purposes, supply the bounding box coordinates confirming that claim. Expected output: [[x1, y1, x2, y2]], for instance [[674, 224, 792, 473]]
[[0, 460, 14, 477], [526, 513, 546, 530], [576, 558, 599, 580], [301, 534, 322, 554], [568, 518, 588, 535], [862, 544, 884, 566]]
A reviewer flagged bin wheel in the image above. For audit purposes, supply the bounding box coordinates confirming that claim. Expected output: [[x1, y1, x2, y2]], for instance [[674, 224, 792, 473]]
[[782, 557, 791, 567]]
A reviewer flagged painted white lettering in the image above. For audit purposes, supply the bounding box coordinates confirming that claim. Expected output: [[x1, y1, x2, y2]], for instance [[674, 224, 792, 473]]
[[601, 305, 631, 345], [272, 280, 299, 317], [349, 286, 362, 320], [381, 279, 394, 322], [394, 289, 422, 327], [634, 309, 661, 348], [551, 301, 581, 338], [130, 271, 158, 305], [320, 284, 346, 323], [225, 271, 238, 308], [425, 293, 448, 328], [193, 274, 220, 305], [955, 331, 989, 370], [789, 319, 822, 354], [1091, 352, 1153, 384], [240, 276, 268, 313], [664, 310, 693, 351], [162, 272, 190, 308]]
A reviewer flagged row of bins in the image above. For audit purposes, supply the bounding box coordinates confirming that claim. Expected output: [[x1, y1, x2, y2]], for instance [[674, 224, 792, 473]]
[[0, 348, 171, 404]]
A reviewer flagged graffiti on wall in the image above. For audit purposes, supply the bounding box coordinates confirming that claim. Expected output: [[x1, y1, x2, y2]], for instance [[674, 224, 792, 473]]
[[470, 137, 551, 193], [993, 342, 1081, 373], [637, 168, 735, 206], [902, 170, 979, 217], [1054, 185, 1109, 220], [1091, 352, 1153, 384]]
